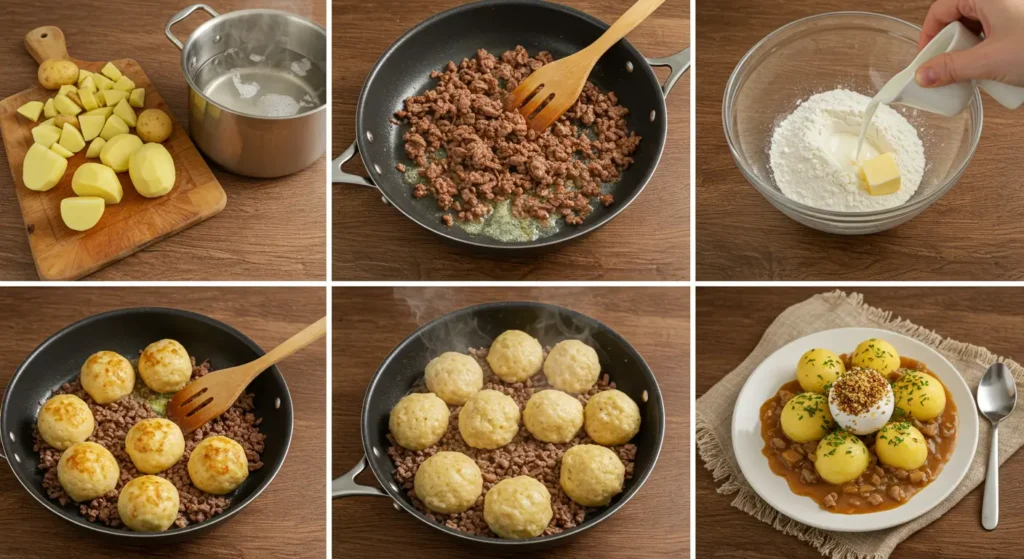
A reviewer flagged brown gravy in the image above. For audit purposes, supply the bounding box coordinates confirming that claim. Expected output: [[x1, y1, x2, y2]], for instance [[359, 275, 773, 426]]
[[760, 356, 959, 514]]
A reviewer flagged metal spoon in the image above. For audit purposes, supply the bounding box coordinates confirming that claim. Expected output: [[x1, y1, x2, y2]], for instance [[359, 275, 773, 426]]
[[977, 362, 1017, 530]]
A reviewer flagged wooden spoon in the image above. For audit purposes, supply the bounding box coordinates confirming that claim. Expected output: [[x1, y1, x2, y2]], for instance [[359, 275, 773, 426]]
[[166, 316, 327, 434], [504, 0, 664, 131]]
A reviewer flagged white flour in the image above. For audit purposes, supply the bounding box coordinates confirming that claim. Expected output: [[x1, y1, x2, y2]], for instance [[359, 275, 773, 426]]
[[769, 89, 925, 212]]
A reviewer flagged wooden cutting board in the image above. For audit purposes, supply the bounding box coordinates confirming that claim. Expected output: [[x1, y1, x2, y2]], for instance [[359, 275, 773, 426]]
[[0, 26, 226, 280]]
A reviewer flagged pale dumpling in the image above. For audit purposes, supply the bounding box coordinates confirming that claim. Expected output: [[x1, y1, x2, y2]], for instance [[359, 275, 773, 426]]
[[486, 330, 544, 383], [780, 392, 834, 443], [80, 351, 135, 404], [875, 421, 928, 470], [584, 389, 641, 446], [37, 394, 94, 450], [814, 430, 870, 485], [484, 476, 553, 539], [125, 418, 185, 474], [425, 352, 483, 405], [187, 436, 249, 495], [559, 444, 625, 507], [796, 348, 845, 393], [543, 339, 601, 394], [138, 339, 192, 393], [118, 475, 180, 532], [389, 393, 450, 450], [414, 451, 483, 514], [459, 389, 520, 449], [851, 338, 900, 376], [893, 370, 947, 421], [523, 389, 584, 443], [57, 441, 119, 502]]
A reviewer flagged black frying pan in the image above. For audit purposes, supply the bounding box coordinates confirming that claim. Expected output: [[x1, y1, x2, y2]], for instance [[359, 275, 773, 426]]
[[331, 301, 665, 550], [0, 308, 294, 543], [332, 0, 689, 249]]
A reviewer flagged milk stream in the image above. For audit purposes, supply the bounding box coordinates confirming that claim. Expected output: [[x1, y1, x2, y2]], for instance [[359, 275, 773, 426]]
[[855, 69, 912, 160]]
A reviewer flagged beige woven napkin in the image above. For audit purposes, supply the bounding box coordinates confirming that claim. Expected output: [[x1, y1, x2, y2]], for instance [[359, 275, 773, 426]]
[[696, 290, 1024, 559]]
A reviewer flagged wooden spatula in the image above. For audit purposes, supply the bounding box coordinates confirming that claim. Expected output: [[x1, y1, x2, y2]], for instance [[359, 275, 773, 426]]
[[504, 0, 664, 131], [166, 316, 327, 434]]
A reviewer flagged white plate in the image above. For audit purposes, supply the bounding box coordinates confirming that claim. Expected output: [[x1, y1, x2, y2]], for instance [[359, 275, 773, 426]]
[[731, 327, 979, 532]]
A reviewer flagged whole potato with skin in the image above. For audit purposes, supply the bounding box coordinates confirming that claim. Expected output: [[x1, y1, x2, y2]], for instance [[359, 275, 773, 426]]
[[38, 59, 79, 90], [136, 109, 172, 143]]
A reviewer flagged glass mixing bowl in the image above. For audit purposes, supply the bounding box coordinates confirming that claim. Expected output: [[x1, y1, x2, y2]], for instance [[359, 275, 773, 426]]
[[723, 11, 982, 234]]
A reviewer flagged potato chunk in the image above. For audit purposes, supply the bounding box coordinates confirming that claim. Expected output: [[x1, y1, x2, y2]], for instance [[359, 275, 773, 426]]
[[86, 137, 106, 159], [61, 197, 105, 231], [79, 75, 97, 93], [43, 98, 57, 119], [99, 114, 129, 141], [129, 88, 145, 108], [17, 101, 44, 122], [129, 143, 176, 198], [77, 69, 93, 87], [31, 124, 62, 148], [50, 143, 74, 158], [93, 73, 114, 91], [79, 89, 100, 111], [79, 114, 106, 142], [100, 62, 122, 82], [54, 94, 82, 116], [73, 163, 123, 204], [23, 143, 68, 191], [100, 134, 143, 172], [58, 123, 86, 154], [113, 76, 135, 92], [102, 89, 128, 108], [113, 98, 137, 127]]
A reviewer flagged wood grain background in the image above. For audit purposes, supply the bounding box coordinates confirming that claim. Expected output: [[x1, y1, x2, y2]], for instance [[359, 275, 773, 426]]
[[0, 287, 326, 558], [332, 0, 689, 281], [696, 287, 1024, 558], [332, 287, 688, 558], [695, 0, 1024, 281], [0, 0, 327, 281]]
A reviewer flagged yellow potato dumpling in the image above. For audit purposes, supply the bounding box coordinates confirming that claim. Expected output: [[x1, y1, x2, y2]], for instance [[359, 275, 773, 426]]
[[118, 475, 180, 532], [875, 421, 928, 471], [484, 476, 553, 539], [851, 338, 900, 376], [23, 142, 67, 191], [487, 330, 544, 383], [893, 370, 947, 421], [187, 436, 249, 495], [138, 338, 192, 393], [37, 394, 94, 450], [523, 389, 584, 443], [780, 392, 834, 443], [80, 350, 135, 404], [584, 389, 641, 446], [126, 418, 185, 474], [389, 393, 449, 450], [424, 351, 483, 405], [814, 430, 870, 485], [797, 348, 846, 393], [57, 442, 119, 502], [129, 143, 176, 198], [459, 389, 520, 449], [559, 444, 625, 506], [543, 339, 601, 394], [414, 451, 483, 514]]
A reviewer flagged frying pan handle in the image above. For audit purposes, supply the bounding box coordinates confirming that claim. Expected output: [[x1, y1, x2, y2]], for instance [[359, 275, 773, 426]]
[[646, 47, 690, 97], [165, 4, 220, 50], [332, 455, 388, 498], [332, 141, 378, 189]]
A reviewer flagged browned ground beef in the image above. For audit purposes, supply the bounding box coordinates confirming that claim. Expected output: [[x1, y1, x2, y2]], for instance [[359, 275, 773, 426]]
[[394, 46, 640, 227], [34, 358, 267, 529], [387, 347, 637, 538]]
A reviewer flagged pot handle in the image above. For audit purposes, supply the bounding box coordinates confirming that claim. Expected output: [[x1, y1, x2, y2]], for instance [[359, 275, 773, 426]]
[[332, 141, 378, 189], [646, 47, 690, 97], [165, 4, 220, 50], [332, 455, 388, 498]]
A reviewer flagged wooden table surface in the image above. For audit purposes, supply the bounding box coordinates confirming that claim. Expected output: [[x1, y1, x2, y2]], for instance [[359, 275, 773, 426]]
[[332, 286, 688, 558], [0, 0, 327, 281], [696, 287, 1024, 558], [332, 0, 689, 281], [695, 0, 1024, 281], [0, 287, 326, 558]]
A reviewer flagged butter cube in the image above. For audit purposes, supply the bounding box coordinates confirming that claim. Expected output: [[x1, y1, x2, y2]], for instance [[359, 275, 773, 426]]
[[861, 152, 901, 196]]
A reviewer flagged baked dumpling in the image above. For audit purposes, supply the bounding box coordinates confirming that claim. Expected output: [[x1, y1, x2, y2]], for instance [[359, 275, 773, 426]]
[[584, 389, 641, 446], [484, 476, 553, 539], [543, 340, 600, 394], [80, 350, 135, 404], [560, 444, 625, 506], [125, 418, 185, 474], [459, 389, 520, 449], [138, 339, 192, 393], [523, 389, 584, 444], [414, 451, 482, 514], [37, 394, 94, 450], [118, 475, 180, 532], [57, 441, 119, 502], [187, 436, 249, 495], [486, 330, 544, 383], [389, 393, 450, 451], [425, 352, 483, 405]]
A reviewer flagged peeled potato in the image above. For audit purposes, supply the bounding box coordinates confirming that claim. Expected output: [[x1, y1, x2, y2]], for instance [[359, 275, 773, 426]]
[[17, 101, 44, 122], [23, 143, 67, 191], [79, 89, 100, 112], [86, 137, 106, 159], [99, 114, 129, 141], [93, 73, 114, 91], [113, 76, 135, 92], [100, 134, 143, 172], [43, 98, 57, 119], [61, 197, 105, 231], [58, 123, 86, 154], [113, 98, 137, 127], [129, 143, 176, 198], [50, 143, 74, 158], [54, 94, 82, 116], [79, 114, 105, 142], [136, 109, 172, 143], [102, 89, 128, 108], [100, 62, 122, 82], [39, 59, 79, 89], [129, 88, 145, 108], [31, 124, 62, 148], [73, 163, 123, 204]]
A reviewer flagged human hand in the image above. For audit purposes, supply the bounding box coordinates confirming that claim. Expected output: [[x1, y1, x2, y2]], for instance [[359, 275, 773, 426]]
[[916, 0, 1024, 87]]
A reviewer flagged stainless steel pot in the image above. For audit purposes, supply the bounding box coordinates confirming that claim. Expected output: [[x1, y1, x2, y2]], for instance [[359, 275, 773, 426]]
[[165, 4, 326, 178]]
